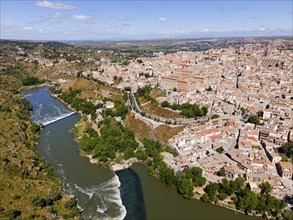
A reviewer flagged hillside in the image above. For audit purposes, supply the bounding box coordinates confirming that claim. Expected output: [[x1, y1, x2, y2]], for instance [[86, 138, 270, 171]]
[[0, 67, 80, 219]]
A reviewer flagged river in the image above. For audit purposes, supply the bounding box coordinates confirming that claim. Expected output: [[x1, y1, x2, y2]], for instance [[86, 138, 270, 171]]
[[22, 86, 260, 220]]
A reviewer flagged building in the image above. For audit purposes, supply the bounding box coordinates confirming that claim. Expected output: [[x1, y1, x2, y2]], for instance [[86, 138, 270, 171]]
[[277, 162, 293, 179], [160, 72, 208, 91], [104, 101, 115, 109]]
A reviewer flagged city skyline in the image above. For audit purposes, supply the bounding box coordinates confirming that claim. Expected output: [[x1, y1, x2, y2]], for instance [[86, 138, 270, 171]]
[[1, 0, 292, 40]]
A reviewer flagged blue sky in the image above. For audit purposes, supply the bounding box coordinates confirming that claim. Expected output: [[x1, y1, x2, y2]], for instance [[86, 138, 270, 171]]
[[1, 0, 292, 40]]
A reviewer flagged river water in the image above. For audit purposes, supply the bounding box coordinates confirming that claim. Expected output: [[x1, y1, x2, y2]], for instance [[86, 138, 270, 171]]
[[22, 86, 260, 220]]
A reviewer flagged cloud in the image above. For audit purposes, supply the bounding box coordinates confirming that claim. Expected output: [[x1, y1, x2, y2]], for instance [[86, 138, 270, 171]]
[[1, 22, 50, 38], [43, 12, 62, 21], [258, 27, 266, 31], [109, 16, 134, 21], [158, 16, 167, 22], [117, 16, 129, 20], [71, 15, 91, 20], [200, 28, 210, 33], [35, 1, 76, 10], [250, 16, 258, 20]]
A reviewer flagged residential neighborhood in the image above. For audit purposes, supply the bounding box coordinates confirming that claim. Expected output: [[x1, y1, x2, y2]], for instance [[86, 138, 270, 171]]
[[77, 39, 293, 200]]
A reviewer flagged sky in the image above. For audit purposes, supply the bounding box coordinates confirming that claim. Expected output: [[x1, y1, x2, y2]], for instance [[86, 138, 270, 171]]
[[1, 0, 292, 41]]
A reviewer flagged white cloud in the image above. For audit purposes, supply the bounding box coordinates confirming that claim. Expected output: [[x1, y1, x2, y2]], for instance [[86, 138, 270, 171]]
[[200, 28, 210, 33], [158, 16, 167, 22], [1, 22, 50, 38], [24, 26, 33, 31], [71, 15, 91, 20], [109, 16, 134, 21], [35, 1, 76, 10], [117, 16, 129, 20], [258, 27, 266, 31], [43, 12, 62, 21]]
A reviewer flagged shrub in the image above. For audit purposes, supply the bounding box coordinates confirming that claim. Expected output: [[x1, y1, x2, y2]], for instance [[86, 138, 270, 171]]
[[64, 198, 76, 209]]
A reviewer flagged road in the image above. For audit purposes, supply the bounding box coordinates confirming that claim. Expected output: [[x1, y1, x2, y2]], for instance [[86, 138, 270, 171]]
[[130, 93, 142, 113], [130, 93, 209, 126]]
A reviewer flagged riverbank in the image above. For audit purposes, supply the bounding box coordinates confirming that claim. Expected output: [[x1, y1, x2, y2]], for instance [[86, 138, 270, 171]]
[[22, 86, 126, 219], [20, 83, 47, 91], [129, 163, 261, 220], [73, 115, 140, 172], [0, 84, 81, 219], [49, 84, 290, 220]]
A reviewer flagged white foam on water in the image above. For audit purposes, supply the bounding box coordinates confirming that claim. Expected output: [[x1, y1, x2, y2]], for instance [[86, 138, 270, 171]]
[[75, 184, 94, 199], [35, 104, 43, 119], [34, 112, 76, 126], [96, 206, 107, 214], [52, 103, 63, 116], [42, 112, 76, 126], [73, 174, 127, 220], [23, 93, 33, 97]]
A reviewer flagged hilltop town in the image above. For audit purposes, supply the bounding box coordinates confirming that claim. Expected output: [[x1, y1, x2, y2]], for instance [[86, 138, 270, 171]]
[[80, 39, 293, 200], [1, 37, 292, 218]]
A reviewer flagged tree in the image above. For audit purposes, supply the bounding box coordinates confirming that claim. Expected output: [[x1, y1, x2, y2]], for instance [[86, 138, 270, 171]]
[[247, 115, 260, 125], [159, 163, 177, 187], [201, 106, 208, 115], [282, 209, 293, 220], [216, 167, 225, 176], [205, 86, 212, 91], [216, 147, 224, 154], [201, 193, 210, 203], [260, 181, 272, 195], [234, 176, 245, 191], [217, 193, 228, 201], [136, 150, 148, 161], [278, 141, 293, 159], [219, 178, 234, 196], [257, 111, 263, 118], [124, 86, 131, 92], [184, 167, 206, 187], [22, 75, 41, 86], [178, 178, 194, 199], [123, 93, 129, 102], [136, 85, 151, 97], [64, 198, 77, 209], [237, 189, 258, 213], [211, 114, 220, 119], [257, 194, 267, 213], [124, 147, 135, 159], [161, 101, 170, 108], [204, 183, 219, 202], [32, 197, 47, 208], [6, 209, 21, 219], [77, 70, 83, 77]]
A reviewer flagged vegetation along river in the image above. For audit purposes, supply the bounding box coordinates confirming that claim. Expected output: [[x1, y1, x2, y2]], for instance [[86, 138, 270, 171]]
[[22, 86, 260, 220]]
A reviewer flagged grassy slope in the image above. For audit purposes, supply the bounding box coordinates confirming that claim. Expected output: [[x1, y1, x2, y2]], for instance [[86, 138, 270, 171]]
[[125, 114, 185, 144], [124, 114, 155, 141], [0, 73, 80, 219], [61, 77, 124, 103], [154, 125, 185, 143], [141, 102, 181, 119], [150, 89, 166, 98]]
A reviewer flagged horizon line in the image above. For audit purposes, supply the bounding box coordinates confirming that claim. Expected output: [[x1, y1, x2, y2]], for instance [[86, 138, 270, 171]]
[[1, 35, 293, 43]]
